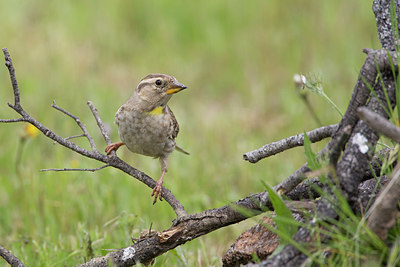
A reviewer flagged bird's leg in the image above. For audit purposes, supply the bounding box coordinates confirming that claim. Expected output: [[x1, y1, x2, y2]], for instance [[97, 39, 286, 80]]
[[152, 170, 166, 204], [152, 157, 169, 204], [105, 142, 124, 155]]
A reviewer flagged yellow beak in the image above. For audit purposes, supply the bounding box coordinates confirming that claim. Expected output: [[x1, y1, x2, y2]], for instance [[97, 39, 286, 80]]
[[166, 81, 187, 95]]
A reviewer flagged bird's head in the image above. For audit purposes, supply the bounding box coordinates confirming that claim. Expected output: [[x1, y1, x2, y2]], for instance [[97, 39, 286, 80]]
[[134, 74, 187, 108]]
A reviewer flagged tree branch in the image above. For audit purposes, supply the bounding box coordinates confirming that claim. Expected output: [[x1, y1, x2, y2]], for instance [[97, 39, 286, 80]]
[[367, 161, 400, 240], [0, 118, 27, 123], [356, 107, 400, 240], [87, 101, 112, 145], [0, 245, 25, 267], [329, 125, 352, 168], [64, 134, 86, 141], [372, 0, 400, 50], [358, 107, 400, 142], [51, 100, 98, 152], [243, 124, 337, 163], [338, 72, 397, 202], [3, 48, 21, 110], [40, 165, 110, 172]]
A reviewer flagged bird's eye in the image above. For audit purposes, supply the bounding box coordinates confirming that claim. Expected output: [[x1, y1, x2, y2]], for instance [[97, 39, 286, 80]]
[[155, 79, 162, 86]]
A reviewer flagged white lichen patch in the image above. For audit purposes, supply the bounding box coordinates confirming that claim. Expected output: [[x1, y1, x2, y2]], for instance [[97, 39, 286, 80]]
[[352, 133, 369, 154], [122, 247, 136, 261]]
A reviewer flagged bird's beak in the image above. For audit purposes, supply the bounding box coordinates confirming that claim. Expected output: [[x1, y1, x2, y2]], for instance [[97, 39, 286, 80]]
[[166, 81, 187, 95]]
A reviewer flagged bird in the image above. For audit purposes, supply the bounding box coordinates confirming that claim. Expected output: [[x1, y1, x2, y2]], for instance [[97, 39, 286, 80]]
[[105, 73, 188, 204]]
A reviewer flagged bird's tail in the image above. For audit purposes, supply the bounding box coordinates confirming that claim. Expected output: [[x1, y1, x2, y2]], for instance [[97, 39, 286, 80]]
[[175, 145, 190, 155]]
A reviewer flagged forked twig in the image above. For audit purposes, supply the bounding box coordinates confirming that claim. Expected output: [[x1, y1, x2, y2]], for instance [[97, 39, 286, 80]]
[[40, 164, 110, 172], [52, 100, 98, 152]]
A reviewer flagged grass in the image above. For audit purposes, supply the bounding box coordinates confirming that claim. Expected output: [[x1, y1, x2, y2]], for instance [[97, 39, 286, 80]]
[[0, 0, 381, 266]]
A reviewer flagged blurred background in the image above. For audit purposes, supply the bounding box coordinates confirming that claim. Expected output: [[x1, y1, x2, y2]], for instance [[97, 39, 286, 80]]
[[0, 1, 379, 265]]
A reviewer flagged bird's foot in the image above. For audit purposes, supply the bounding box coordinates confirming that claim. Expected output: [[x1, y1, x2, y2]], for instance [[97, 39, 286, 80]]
[[152, 180, 164, 204], [105, 142, 124, 155]]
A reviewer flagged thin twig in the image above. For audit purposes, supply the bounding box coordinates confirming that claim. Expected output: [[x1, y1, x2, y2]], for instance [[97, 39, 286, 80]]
[[40, 164, 110, 172], [87, 101, 111, 145], [0, 118, 27, 123], [243, 124, 337, 163], [2, 48, 21, 110], [0, 245, 26, 267], [53, 134, 86, 144], [52, 100, 98, 152], [65, 134, 86, 141]]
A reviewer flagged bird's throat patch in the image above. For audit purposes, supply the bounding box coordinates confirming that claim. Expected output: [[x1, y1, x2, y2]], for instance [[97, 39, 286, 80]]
[[146, 106, 163, 116]]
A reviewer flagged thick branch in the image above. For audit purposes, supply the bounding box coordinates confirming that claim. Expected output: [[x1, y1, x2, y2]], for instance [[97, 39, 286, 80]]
[[338, 71, 396, 202], [77, 188, 287, 266], [329, 48, 397, 144], [243, 124, 337, 163], [373, 0, 400, 50], [329, 125, 352, 167], [0, 245, 25, 267]]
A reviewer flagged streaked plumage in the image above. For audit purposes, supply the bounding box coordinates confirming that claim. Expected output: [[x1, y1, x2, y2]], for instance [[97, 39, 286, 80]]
[[105, 73, 188, 204]]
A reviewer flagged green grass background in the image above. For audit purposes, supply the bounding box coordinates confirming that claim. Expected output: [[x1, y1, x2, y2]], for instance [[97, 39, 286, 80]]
[[0, 1, 379, 266]]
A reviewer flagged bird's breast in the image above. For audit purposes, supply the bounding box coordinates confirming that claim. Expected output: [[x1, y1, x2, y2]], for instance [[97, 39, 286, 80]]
[[115, 107, 176, 157]]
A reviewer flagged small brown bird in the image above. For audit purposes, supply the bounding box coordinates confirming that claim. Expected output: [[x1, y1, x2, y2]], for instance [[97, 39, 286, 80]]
[[105, 73, 188, 204]]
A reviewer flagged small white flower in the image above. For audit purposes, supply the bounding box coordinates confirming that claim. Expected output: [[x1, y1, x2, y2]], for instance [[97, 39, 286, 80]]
[[293, 74, 307, 89]]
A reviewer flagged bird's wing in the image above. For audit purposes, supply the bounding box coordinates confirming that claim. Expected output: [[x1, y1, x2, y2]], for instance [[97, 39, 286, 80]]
[[166, 106, 189, 155], [166, 105, 179, 140]]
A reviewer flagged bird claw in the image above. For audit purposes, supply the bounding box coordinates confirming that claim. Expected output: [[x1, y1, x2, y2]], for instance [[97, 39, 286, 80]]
[[152, 184, 163, 204], [105, 145, 114, 155], [105, 142, 124, 155]]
